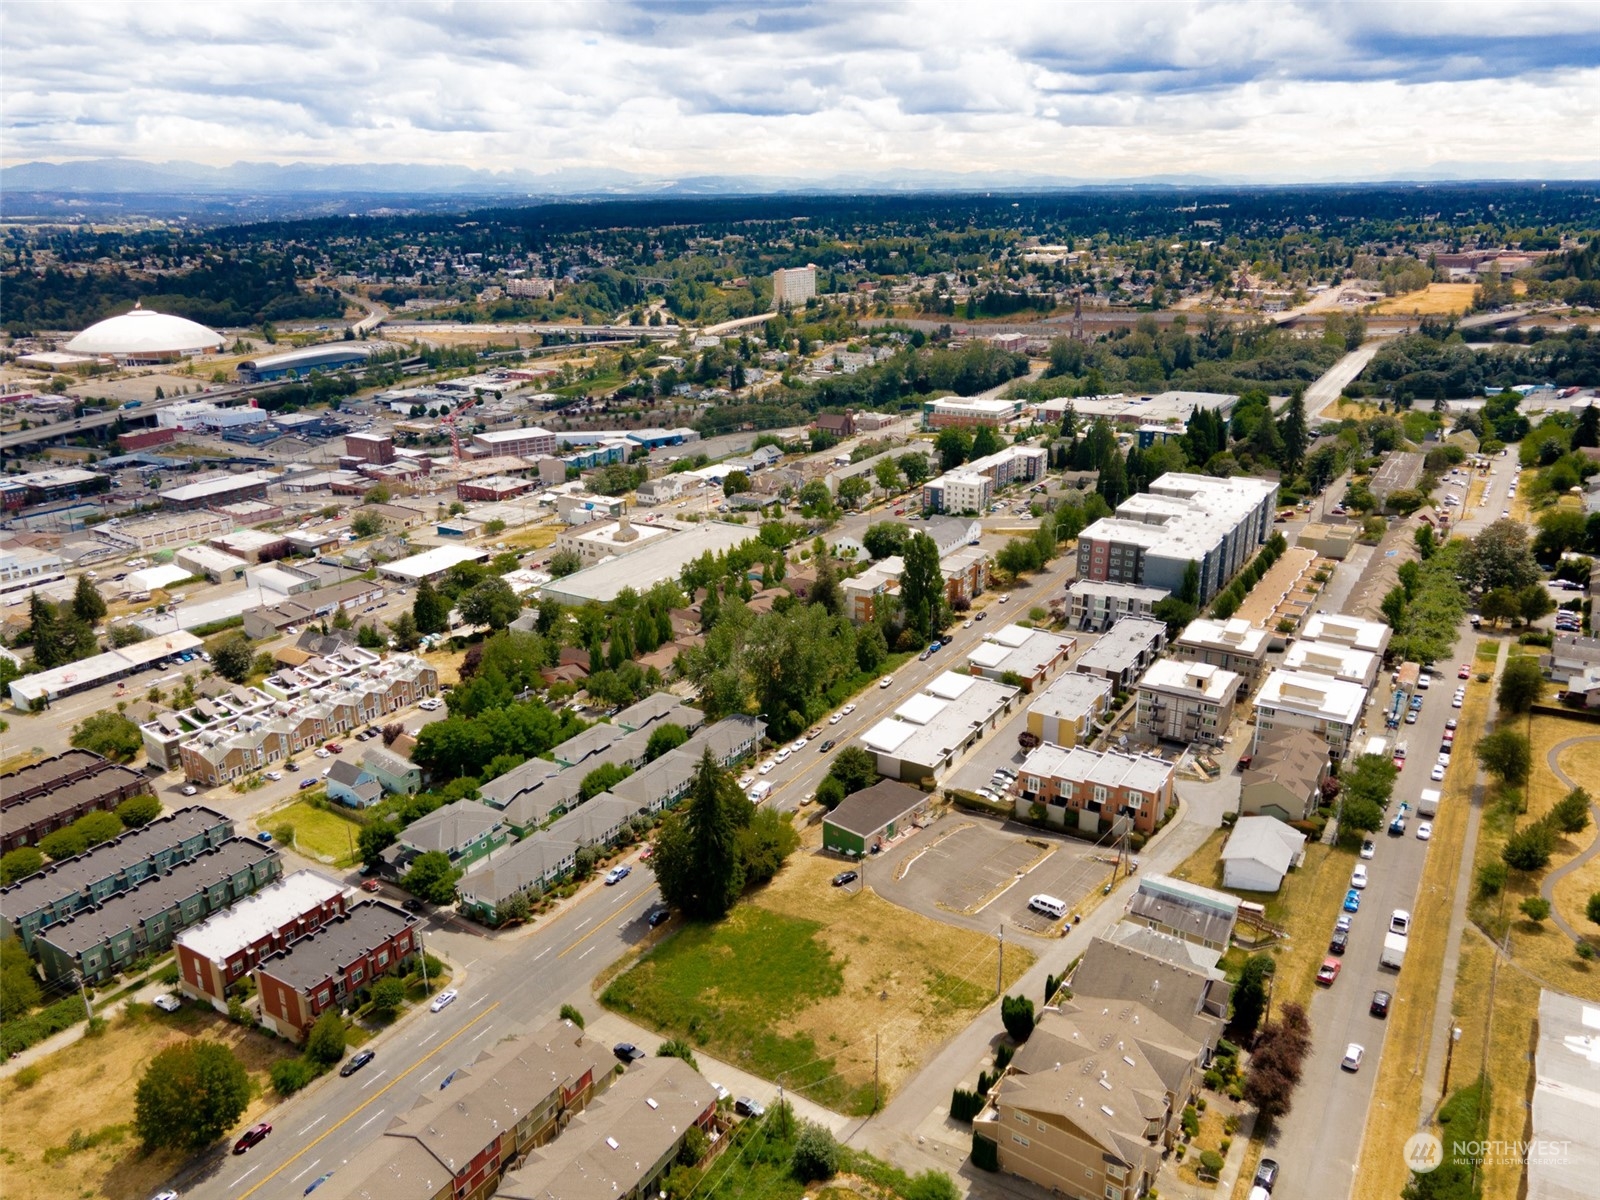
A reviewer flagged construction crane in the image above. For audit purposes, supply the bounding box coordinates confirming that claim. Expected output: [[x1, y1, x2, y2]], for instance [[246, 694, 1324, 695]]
[[439, 395, 479, 462]]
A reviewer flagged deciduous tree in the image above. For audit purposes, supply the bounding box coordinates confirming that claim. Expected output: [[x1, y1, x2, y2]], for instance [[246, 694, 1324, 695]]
[[402, 850, 463, 906], [134, 1041, 251, 1151], [1497, 656, 1545, 714]]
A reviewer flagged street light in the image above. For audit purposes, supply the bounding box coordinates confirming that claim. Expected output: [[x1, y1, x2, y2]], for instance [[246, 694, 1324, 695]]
[[1442, 1024, 1462, 1097]]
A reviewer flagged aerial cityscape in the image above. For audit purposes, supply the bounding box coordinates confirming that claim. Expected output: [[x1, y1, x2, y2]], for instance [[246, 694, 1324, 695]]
[[2, 7, 1599, 1200]]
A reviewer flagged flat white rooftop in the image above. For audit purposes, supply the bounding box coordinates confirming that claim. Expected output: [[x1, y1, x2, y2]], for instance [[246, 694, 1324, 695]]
[[159, 470, 277, 504], [1177, 618, 1270, 657], [1138, 658, 1242, 702], [1255, 668, 1368, 725], [377, 543, 489, 581], [1300, 612, 1391, 653], [539, 521, 759, 606], [175, 870, 346, 963], [1019, 743, 1175, 794]]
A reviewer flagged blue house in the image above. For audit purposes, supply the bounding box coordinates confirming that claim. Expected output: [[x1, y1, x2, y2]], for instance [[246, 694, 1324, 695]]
[[325, 760, 383, 808]]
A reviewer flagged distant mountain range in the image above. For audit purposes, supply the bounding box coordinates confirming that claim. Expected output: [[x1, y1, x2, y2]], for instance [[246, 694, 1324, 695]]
[[7, 157, 1593, 199]]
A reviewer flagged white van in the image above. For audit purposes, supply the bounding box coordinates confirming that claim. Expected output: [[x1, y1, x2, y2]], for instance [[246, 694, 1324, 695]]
[[1028, 894, 1067, 919], [748, 780, 774, 805]]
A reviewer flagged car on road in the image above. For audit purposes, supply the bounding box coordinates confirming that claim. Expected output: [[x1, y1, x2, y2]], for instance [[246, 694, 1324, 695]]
[[829, 712, 843, 724], [605, 865, 631, 885], [737, 774, 755, 789], [419, 697, 443, 711], [181, 784, 198, 796], [285, 761, 299, 771], [963, 619, 973, 628], [734, 1096, 765, 1118], [153, 1192, 178, 1200], [153, 993, 182, 1012], [430, 989, 457, 1012], [1416, 821, 1433, 841], [842, 704, 856, 716], [1370, 991, 1392, 1018], [403, 898, 425, 913], [613, 1042, 646, 1063], [758, 761, 776, 774], [1316, 958, 1341, 986], [233, 1122, 272, 1154], [832, 870, 858, 887], [1335, 913, 1354, 934], [1254, 1159, 1279, 1192], [1458, 663, 1471, 678], [1342, 889, 1361, 913], [1341, 1043, 1365, 1072], [1389, 814, 1408, 837], [998, 594, 1010, 603], [820, 739, 835, 752], [264, 770, 282, 781], [1329, 929, 1349, 955], [647, 907, 671, 928], [340, 1049, 376, 1077], [879, 676, 893, 688], [1350, 865, 1368, 889], [299, 777, 318, 790], [314, 747, 331, 758], [1360, 839, 1376, 860], [975, 610, 988, 621], [1430, 763, 1447, 781], [361, 878, 380, 892]]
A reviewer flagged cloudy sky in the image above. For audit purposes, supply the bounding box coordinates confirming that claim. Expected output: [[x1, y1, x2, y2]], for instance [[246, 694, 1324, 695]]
[[4, 0, 1599, 183]]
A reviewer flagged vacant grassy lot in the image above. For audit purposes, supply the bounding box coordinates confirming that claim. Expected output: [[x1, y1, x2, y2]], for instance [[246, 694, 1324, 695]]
[[0, 1002, 294, 1200], [1370, 283, 1478, 315], [601, 829, 1034, 1115], [255, 799, 361, 867]]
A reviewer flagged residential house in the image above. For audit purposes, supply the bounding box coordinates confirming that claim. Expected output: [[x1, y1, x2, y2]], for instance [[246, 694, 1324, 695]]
[[456, 838, 581, 925], [1240, 727, 1331, 821], [0, 751, 149, 854], [325, 759, 384, 809], [1124, 875, 1239, 951], [1069, 927, 1230, 1052], [381, 801, 508, 878], [254, 900, 418, 1041], [1220, 816, 1309, 892], [362, 745, 422, 795], [966, 624, 1075, 691], [1253, 668, 1369, 760]]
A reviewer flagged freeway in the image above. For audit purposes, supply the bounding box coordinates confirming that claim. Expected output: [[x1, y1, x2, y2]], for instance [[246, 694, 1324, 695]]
[[0, 384, 261, 452], [1264, 458, 1517, 1200]]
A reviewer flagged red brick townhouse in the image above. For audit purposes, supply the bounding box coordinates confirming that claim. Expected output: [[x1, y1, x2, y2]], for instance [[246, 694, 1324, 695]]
[[254, 899, 417, 1041]]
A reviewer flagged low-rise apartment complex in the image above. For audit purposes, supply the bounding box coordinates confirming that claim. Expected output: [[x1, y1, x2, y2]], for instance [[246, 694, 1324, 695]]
[[1014, 744, 1177, 835], [254, 900, 417, 1041]]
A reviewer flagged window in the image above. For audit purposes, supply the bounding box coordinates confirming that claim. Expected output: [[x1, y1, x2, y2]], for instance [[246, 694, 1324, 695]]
[[1015, 1112, 1030, 1125], [1011, 1133, 1030, 1147]]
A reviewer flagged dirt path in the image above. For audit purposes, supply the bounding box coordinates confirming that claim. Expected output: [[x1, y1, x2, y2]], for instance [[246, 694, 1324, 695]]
[[1540, 735, 1600, 943]]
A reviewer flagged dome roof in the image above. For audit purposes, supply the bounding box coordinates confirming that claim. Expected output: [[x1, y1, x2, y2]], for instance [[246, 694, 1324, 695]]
[[66, 304, 225, 355]]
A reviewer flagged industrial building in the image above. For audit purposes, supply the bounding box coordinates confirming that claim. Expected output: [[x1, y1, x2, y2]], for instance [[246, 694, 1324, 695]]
[[239, 343, 375, 382], [858, 671, 1020, 784], [537, 520, 759, 606], [159, 470, 276, 511]]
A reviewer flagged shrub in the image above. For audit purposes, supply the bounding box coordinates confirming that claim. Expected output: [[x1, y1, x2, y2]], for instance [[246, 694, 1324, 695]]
[[970, 1132, 999, 1171], [658, 1038, 699, 1069], [677, 1125, 709, 1167], [305, 1009, 346, 1067], [559, 1003, 585, 1028], [1000, 993, 1035, 1042], [1520, 896, 1552, 923], [271, 1058, 318, 1096], [14, 1065, 41, 1088], [1181, 1105, 1200, 1138], [1477, 861, 1508, 897], [791, 1121, 840, 1181], [370, 977, 405, 1020], [1200, 1150, 1225, 1177]]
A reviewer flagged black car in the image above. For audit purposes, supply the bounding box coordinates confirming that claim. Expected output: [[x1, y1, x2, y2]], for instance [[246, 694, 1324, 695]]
[[613, 1042, 646, 1063], [832, 870, 858, 887], [339, 1049, 376, 1077], [1254, 1158, 1279, 1192], [734, 1096, 766, 1118], [1329, 929, 1348, 956], [402, 898, 425, 913], [647, 907, 671, 928], [1371, 990, 1392, 1018], [819, 739, 835, 752]]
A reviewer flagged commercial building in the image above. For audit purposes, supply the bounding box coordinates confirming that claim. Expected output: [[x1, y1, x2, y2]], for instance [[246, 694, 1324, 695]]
[[983, 1002, 1204, 1200], [456, 474, 534, 503], [0, 805, 233, 951], [1253, 668, 1369, 759], [35, 838, 281, 983], [64, 305, 224, 363], [1240, 727, 1331, 822], [0, 544, 66, 601], [1172, 617, 1271, 684], [174, 544, 249, 583], [859, 671, 1021, 784], [1065, 579, 1168, 633], [965, 624, 1075, 691], [1035, 389, 1238, 428], [344, 432, 396, 465], [1025, 672, 1113, 748], [1134, 658, 1242, 747], [174, 870, 348, 1010], [822, 780, 930, 857], [1220, 816, 1309, 892], [1370, 450, 1425, 507], [470, 427, 557, 458], [772, 264, 817, 305], [303, 1016, 618, 1200], [0, 467, 109, 510], [239, 343, 374, 382], [555, 513, 674, 567], [158, 470, 276, 511], [921, 396, 1022, 429], [377, 543, 489, 585], [1014, 744, 1176, 835], [538, 521, 759, 607], [0, 753, 150, 854], [254, 900, 418, 1041], [1073, 615, 1167, 692], [95, 510, 234, 552], [1076, 473, 1278, 601]]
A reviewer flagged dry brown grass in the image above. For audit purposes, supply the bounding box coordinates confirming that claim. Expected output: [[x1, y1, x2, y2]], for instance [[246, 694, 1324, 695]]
[[1369, 284, 1478, 316], [1322, 400, 1385, 422], [0, 1004, 295, 1200], [419, 646, 466, 686]]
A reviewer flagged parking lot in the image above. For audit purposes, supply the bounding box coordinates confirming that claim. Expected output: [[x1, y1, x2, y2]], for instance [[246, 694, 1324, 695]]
[[871, 814, 1125, 940]]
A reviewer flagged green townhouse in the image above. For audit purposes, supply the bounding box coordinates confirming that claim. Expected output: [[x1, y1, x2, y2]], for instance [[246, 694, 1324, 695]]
[[379, 799, 507, 878]]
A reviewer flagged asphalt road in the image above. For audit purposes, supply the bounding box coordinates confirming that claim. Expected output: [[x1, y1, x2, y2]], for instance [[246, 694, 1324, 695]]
[[1264, 457, 1517, 1200]]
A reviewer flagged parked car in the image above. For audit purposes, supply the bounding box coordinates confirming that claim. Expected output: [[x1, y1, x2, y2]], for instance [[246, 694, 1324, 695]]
[[340, 1049, 376, 1077], [647, 907, 671, 928], [361, 879, 381, 892], [256, 831, 273, 843], [1341, 1043, 1365, 1072], [613, 1042, 646, 1063], [264, 770, 282, 781], [1342, 889, 1362, 913], [879, 676, 894, 688], [832, 870, 858, 887], [314, 747, 332, 759], [1329, 929, 1349, 955], [233, 1122, 272, 1154], [1335, 914, 1354, 934], [1316, 958, 1341, 986], [153, 994, 181, 1012], [1416, 822, 1433, 841], [181, 784, 198, 796], [734, 1096, 766, 1118], [1370, 990, 1392, 1018], [1359, 839, 1376, 860], [429, 989, 458, 1012], [605, 866, 631, 885], [299, 777, 318, 790], [1458, 664, 1471, 679], [1254, 1159, 1279, 1192], [402, 898, 425, 913]]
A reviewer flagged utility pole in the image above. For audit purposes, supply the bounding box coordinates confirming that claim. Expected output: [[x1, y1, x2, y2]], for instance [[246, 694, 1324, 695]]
[[874, 1034, 881, 1114], [418, 931, 429, 995], [996, 924, 1005, 998]]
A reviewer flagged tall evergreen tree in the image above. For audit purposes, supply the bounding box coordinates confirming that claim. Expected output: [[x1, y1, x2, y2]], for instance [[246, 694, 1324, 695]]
[[72, 575, 107, 624], [413, 578, 449, 634], [1278, 389, 1310, 472], [1098, 449, 1129, 509], [1059, 400, 1079, 439], [683, 749, 746, 919], [1084, 418, 1118, 470], [970, 424, 1002, 459], [1574, 401, 1600, 450], [27, 592, 63, 669], [900, 532, 944, 642]]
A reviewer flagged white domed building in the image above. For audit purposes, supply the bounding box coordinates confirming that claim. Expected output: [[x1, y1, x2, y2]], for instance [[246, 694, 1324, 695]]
[[65, 303, 225, 365]]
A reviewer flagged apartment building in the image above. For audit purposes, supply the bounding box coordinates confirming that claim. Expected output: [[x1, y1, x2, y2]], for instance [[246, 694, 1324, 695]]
[[921, 445, 1047, 513], [1025, 672, 1113, 748], [772, 264, 817, 306], [0, 753, 149, 854], [1014, 744, 1176, 835], [1073, 615, 1168, 692], [1076, 473, 1278, 601], [1134, 659, 1243, 747], [1253, 668, 1369, 759], [175, 870, 347, 1011], [470, 427, 557, 457], [1172, 617, 1272, 684], [0, 805, 233, 951], [966, 624, 1076, 691], [254, 900, 418, 1041], [1065, 579, 1168, 633]]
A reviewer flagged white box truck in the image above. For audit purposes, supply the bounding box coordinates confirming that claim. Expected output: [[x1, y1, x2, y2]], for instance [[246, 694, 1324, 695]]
[[1381, 932, 1408, 970], [1417, 789, 1441, 818], [748, 780, 773, 805]]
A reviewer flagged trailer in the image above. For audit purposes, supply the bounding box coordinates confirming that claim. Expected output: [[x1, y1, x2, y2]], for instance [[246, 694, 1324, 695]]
[[1417, 788, 1441, 818], [1381, 932, 1408, 970], [1395, 662, 1421, 693]]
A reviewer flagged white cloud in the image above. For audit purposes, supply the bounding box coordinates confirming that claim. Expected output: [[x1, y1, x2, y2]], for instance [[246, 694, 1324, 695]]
[[3, 0, 1599, 180]]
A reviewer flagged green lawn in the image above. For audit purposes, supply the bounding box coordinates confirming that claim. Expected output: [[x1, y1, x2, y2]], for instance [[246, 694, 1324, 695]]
[[258, 800, 362, 867], [601, 906, 873, 1112]]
